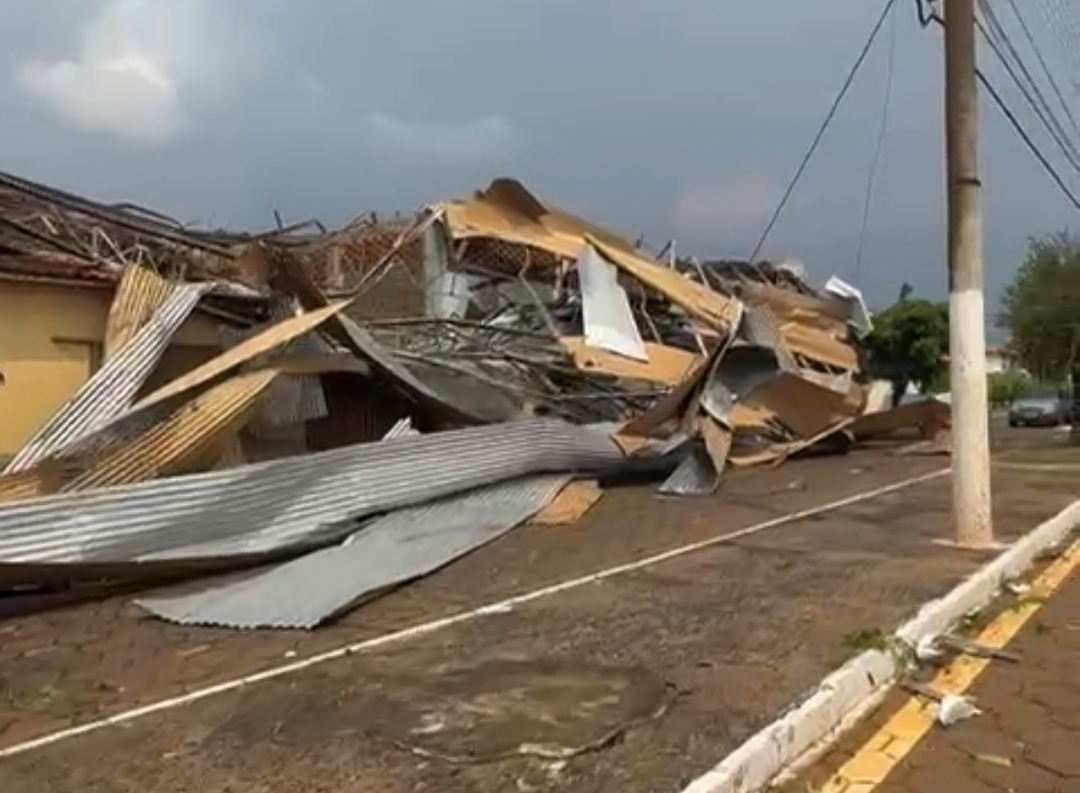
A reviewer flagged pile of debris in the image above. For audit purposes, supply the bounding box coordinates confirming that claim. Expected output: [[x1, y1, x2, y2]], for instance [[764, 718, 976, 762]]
[[0, 171, 949, 629]]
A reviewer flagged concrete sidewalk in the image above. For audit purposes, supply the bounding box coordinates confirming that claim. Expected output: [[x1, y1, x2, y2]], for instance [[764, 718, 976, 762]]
[[796, 543, 1079, 793]]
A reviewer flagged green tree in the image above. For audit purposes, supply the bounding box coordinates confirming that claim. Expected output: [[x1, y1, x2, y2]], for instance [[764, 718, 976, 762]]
[[1000, 234, 1080, 395], [865, 299, 950, 404], [987, 370, 1031, 408]]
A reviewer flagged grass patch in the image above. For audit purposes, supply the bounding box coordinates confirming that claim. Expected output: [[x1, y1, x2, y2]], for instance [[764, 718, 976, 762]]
[[841, 627, 891, 653], [0, 679, 62, 711]]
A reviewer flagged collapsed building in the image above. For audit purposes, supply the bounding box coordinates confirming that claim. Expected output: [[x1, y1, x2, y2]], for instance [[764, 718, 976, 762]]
[[0, 170, 949, 629]]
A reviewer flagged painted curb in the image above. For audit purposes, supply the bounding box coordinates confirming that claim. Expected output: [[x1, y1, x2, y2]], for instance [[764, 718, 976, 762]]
[[681, 499, 1080, 793]]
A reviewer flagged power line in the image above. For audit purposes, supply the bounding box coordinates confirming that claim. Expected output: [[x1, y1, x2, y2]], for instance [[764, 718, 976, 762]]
[[976, 0, 1080, 172], [855, 1, 899, 285], [921, 5, 1080, 211], [747, 0, 900, 264], [976, 64, 1080, 211], [1001, 0, 1080, 144], [1037, 0, 1080, 86]]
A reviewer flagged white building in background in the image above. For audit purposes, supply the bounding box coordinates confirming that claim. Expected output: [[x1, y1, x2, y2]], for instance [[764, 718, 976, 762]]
[[985, 345, 1019, 375]]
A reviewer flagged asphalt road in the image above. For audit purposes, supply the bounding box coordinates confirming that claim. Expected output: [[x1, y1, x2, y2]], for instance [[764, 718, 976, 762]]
[[0, 430, 1075, 792]]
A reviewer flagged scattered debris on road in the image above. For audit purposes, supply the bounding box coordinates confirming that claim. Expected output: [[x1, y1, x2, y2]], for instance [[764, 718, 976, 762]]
[[0, 171, 953, 628]]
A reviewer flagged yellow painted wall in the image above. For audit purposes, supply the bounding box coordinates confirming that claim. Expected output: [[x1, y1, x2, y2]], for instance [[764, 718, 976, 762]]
[[0, 281, 223, 460]]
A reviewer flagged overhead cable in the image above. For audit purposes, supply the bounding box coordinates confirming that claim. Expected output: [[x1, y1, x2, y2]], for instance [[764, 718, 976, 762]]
[[747, 0, 900, 264]]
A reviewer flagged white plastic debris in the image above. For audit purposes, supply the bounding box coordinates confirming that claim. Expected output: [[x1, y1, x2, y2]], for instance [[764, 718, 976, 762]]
[[935, 694, 981, 726], [1004, 581, 1031, 596], [916, 635, 946, 662]]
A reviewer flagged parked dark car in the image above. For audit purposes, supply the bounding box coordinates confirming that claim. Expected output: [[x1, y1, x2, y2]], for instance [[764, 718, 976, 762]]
[[1007, 395, 1073, 427]]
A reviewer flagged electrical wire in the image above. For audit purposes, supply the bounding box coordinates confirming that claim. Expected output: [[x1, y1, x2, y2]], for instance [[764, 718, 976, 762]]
[[922, 11, 1080, 212], [1037, 0, 1080, 85], [976, 65, 1080, 211], [976, 0, 1080, 172], [855, 1, 898, 286], [1002, 0, 1080, 144], [747, 0, 899, 264]]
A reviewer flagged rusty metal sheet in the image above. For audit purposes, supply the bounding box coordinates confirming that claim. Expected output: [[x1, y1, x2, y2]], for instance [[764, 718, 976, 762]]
[[441, 178, 637, 263], [136, 300, 350, 412], [589, 237, 743, 335], [4, 302, 352, 494], [558, 338, 699, 386], [103, 265, 175, 360], [729, 372, 864, 439], [63, 369, 280, 491], [699, 415, 733, 474], [531, 479, 603, 526], [848, 399, 951, 441]]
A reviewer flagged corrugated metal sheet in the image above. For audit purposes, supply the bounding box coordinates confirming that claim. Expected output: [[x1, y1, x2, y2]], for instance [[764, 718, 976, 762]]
[[56, 353, 385, 493], [273, 251, 489, 426], [382, 417, 418, 440], [62, 369, 280, 491], [220, 298, 330, 435], [103, 266, 175, 360], [741, 304, 798, 372], [700, 344, 783, 427], [288, 332, 331, 423], [135, 300, 348, 413], [823, 275, 872, 336], [3, 282, 211, 474], [137, 474, 570, 629], [0, 420, 624, 585], [48, 301, 351, 467], [658, 446, 720, 496], [306, 374, 408, 449], [342, 316, 490, 423], [0, 469, 55, 503], [577, 245, 647, 362]]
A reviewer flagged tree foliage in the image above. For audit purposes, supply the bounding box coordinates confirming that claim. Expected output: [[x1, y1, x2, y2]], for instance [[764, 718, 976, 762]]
[[865, 298, 950, 400], [987, 370, 1031, 408], [999, 232, 1080, 387]]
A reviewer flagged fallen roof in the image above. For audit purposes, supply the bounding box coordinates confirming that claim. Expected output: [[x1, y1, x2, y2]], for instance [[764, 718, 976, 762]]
[[0, 252, 118, 287], [137, 473, 572, 629], [441, 178, 640, 263], [0, 419, 625, 587]]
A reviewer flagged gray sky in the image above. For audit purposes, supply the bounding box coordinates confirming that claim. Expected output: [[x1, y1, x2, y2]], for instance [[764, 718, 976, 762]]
[[1, 0, 1078, 316]]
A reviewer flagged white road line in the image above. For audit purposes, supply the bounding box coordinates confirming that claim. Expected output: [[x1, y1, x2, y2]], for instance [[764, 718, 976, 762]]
[[0, 467, 950, 759]]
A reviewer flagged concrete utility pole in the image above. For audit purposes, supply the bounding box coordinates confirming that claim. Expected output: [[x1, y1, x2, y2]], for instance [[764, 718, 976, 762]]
[[944, 0, 994, 546]]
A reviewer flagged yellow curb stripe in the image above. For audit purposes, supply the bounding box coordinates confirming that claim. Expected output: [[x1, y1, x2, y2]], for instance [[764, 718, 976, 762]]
[[819, 540, 1080, 793]]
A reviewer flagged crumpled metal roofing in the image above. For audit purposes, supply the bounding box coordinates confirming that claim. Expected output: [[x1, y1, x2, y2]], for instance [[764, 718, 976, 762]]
[[269, 245, 490, 427], [3, 282, 211, 473], [137, 474, 570, 629], [60, 368, 281, 492], [220, 298, 330, 434], [740, 304, 798, 372], [658, 446, 720, 496], [103, 265, 176, 359], [0, 419, 623, 586], [577, 244, 647, 362], [38, 301, 350, 467]]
